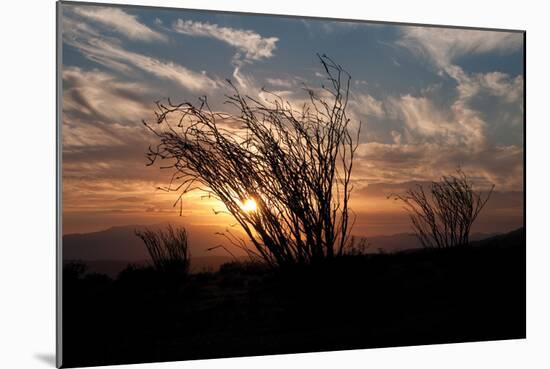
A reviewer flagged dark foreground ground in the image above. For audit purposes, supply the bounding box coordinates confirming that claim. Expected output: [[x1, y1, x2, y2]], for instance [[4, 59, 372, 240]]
[[61, 228, 525, 368]]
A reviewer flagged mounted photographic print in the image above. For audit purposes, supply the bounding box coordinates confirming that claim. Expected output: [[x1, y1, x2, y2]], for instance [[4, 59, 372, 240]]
[[57, 1, 526, 367]]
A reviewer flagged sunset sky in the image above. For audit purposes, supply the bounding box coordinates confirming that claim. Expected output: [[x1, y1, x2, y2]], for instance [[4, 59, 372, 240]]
[[61, 3, 524, 240]]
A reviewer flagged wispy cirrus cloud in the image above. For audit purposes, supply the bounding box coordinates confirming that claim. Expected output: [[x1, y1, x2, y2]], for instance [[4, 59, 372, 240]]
[[456, 70, 524, 104], [354, 137, 523, 192], [397, 27, 523, 69], [265, 78, 294, 88], [73, 6, 167, 42], [397, 27, 524, 106], [63, 15, 220, 93], [301, 19, 366, 37], [61, 67, 156, 181], [63, 66, 154, 128], [347, 87, 524, 192], [351, 93, 385, 119], [173, 19, 279, 61], [349, 81, 521, 191], [173, 19, 279, 89], [388, 27, 524, 178], [387, 94, 486, 148]]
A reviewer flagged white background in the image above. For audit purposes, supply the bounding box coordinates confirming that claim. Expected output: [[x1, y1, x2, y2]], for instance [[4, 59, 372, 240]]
[[0, 0, 547, 368]]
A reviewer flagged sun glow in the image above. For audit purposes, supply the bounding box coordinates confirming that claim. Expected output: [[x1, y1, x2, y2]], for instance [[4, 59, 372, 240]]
[[241, 198, 258, 213]]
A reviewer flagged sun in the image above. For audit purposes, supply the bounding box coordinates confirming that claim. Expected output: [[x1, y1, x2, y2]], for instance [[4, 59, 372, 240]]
[[241, 198, 258, 213]]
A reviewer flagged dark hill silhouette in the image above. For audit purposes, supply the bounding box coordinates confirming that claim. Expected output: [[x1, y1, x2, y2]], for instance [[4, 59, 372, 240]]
[[63, 224, 502, 276], [63, 223, 244, 260], [470, 227, 524, 247], [64, 225, 151, 262], [78, 256, 237, 278], [63, 223, 246, 276], [363, 231, 497, 253], [62, 226, 525, 367]]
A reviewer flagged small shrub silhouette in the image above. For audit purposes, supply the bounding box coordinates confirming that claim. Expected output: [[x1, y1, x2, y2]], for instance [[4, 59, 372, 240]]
[[344, 236, 370, 256], [135, 225, 190, 276], [63, 261, 88, 280], [390, 169, 494, 248]]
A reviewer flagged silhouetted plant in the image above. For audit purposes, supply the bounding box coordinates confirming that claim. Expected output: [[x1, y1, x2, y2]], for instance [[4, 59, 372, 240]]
[[135, 225, 190, 275], [63, 261, 88, 280], [390, 169, 494, 248], [144, 55, 360, 267], [344, 236, 370, 256]]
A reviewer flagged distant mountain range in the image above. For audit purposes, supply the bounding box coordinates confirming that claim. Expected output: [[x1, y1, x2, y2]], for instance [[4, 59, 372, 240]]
[[63, 223, 235, 261], [361, 231, 497, 253], [63, 223, 246, 276], [63, 223, 501, 277]]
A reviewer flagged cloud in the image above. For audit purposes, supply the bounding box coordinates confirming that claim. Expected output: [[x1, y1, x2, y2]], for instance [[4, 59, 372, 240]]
[[231, 64, 257, 90], [61, 68, 239, 190], [63, 15, 220, 93], [354, 141, 523, 191], [173, 19, 279, 90], [73, 6, 167, 42], [61, 67, 160, 186], [390, 130, 402, 145], [459, 71, 524, 104], [63, 67, 153, 126], [351, 89, 522, 192], [397, 27, 524, 107], [397, 27, 523, 69], [352, 93, 385, 118], [391, 26, 524, 179], [352, 87, 523, 190], [173, 19, 278, 61], [389, 94, 486, 148], [265, 78, 294, 88], [301, 19, 365, 37]]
